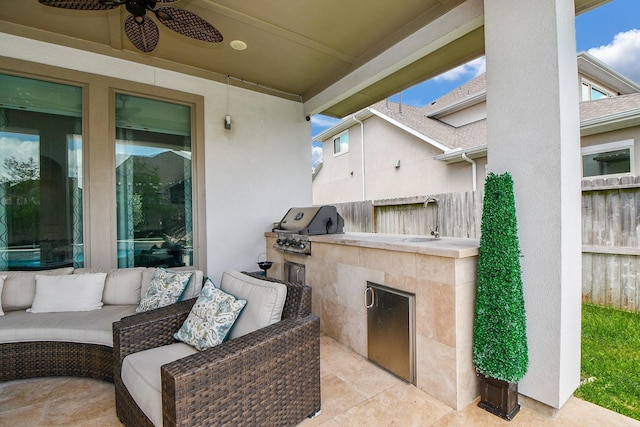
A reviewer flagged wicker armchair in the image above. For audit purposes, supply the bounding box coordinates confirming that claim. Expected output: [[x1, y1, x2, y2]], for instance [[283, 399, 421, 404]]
[[113, 272, 321, 427]]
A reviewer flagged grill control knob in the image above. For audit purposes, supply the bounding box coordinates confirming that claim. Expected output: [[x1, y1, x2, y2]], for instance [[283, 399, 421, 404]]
[[298, 241, 306, 249], [290, 239, 298, 247]]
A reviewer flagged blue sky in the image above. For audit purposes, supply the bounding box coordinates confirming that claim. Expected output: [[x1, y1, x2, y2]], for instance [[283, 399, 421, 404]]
[[310, 0, 640, 166]]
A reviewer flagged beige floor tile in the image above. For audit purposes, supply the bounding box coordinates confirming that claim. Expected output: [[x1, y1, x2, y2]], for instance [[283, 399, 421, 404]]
[[334, 382, 453, 426], [1, 336, 639, 427], [0, 377, 121, 427]]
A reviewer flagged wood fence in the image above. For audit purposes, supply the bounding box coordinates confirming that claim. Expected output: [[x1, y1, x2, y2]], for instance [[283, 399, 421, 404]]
[[335, 192, 483, 238], [582, 176, 640, 312], [333, 179, 640, 313]]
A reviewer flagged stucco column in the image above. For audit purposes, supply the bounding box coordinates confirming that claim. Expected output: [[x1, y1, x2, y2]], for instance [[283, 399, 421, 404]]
[[484, 0, 582, 409]]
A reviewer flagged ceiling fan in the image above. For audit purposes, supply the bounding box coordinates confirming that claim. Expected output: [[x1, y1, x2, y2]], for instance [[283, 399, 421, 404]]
[[38, 0, 223, 52]]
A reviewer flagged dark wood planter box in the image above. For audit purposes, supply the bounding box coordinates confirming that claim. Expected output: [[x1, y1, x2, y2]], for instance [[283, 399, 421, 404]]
[[477, 373, 521, 421]]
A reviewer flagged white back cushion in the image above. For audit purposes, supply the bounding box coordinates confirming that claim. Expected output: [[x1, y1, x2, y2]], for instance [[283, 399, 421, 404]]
[[219, 271, 287, 340], [75, 267, 146, 305], [1, 267, 74, 312]]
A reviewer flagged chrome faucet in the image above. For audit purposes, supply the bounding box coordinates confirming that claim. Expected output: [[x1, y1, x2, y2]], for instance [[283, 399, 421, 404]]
[[424, 197, 440, 239]]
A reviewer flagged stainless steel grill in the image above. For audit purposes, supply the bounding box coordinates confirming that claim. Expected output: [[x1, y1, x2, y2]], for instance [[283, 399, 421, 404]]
[[272, 206, 344, 254]]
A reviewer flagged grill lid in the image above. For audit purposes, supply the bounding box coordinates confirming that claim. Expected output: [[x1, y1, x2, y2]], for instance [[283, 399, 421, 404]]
[[274, 206, 344, 235]]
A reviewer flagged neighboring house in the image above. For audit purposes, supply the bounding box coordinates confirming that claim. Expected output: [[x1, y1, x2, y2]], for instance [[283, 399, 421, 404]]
[[312, 52, 640, 204]]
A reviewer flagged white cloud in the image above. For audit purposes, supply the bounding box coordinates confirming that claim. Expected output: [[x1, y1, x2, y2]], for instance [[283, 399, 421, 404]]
[[588, 29, 640, 84], [311, 115, 340, 129], [312, 145, 323, 168], [434, 57, 486, 82], [0, 134, 39, 180]]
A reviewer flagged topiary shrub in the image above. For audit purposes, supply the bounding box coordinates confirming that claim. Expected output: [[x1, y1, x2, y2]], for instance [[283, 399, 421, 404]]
[[473, 172, 528, 383]]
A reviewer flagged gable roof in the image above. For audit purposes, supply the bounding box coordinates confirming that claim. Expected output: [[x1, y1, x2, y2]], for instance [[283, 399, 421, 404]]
[[577, 52, 640, 95], [580, 92, 640, 135], [314, 54, 640, 162], [370, 100, 485, 151], [423, 74, 487, 118]]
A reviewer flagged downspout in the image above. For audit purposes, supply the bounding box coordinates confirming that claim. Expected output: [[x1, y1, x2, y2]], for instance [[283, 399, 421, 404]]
[[461, 152, 477, 192], [353, 115, 366, 200]]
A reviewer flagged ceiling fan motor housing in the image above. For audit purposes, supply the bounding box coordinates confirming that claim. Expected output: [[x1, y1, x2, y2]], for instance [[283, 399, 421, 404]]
[[125, 0, 155, 17]]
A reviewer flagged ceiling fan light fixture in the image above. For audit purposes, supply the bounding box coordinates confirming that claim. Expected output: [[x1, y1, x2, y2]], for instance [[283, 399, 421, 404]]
[[230, 40, 247, 51]]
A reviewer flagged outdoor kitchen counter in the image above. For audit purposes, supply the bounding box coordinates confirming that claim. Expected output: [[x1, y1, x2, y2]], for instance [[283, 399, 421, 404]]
[[308, 232, 479, 258], [264, 231, 481, 410]]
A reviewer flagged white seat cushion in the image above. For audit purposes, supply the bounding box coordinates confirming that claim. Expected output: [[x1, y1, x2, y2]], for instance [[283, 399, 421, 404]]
[[121, 343, 198, 426], [219, 271, 287, 340], [0, 305, 136, 346]]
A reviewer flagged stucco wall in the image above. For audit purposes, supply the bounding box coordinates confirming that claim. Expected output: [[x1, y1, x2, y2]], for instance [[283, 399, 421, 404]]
[[0, 32, 312, 283], [313, 115, 483, 204]]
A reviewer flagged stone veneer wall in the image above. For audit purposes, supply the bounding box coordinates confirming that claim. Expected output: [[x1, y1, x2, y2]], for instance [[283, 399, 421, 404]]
[[265, 233, 480, 410]]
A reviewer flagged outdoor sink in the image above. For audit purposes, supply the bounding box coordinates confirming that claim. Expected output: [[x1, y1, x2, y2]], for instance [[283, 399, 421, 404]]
[[401, 237, 440, 243]]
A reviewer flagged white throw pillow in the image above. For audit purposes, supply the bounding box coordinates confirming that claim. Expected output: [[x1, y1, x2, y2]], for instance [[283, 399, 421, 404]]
[[75, 267, 145, 305], [1, 267, 74, 312], [219, 271, 287, 340], [0, 275, 6, 316], [136, 268, 192, 313], [28, 273, 107, 313], [174, 279, 246, 351]]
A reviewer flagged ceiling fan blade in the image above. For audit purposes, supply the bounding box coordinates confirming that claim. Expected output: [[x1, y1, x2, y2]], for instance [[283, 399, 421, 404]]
[[154, 6, 223, 43], [124, 14, 159, 52], [38, 0, 121, 10]]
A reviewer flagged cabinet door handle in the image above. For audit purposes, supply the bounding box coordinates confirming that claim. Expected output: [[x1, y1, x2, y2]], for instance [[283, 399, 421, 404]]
[[364, 287, 374, 308]]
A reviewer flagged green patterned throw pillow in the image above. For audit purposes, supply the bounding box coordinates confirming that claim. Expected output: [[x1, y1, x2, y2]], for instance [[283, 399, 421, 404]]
[[136, 268, 193, 313], [174, 279, 246, 350]]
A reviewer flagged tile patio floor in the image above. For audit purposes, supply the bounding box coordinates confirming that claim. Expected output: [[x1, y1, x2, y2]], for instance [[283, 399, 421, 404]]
[[1, 335, 638, 426]]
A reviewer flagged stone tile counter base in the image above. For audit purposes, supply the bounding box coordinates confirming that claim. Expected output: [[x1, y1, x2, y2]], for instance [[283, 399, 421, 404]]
[[266, 231, 480, 410]]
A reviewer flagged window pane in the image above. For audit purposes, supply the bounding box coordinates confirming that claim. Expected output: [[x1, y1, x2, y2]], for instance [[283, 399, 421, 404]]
[[333, 133, 348, 155], [0, 74, 83, 270], [115, 94, 193, 268], [340, 133, 349, 153], [581, 83, 590, 101], [591, 87, 607, 100], [582, 148, 631, 177]]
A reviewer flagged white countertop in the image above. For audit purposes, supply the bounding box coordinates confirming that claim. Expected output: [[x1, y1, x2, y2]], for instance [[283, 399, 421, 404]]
[[304, 232, 479, 259]]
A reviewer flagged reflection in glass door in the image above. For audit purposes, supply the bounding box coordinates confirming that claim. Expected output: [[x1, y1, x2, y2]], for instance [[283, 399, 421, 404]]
[[115, 94, 193, 268], [0, 73, 83, 271]]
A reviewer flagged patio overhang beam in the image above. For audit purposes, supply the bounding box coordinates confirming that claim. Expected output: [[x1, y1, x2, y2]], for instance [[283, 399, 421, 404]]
[[304, 0, 611, 120], [303, 0, 485, 119]]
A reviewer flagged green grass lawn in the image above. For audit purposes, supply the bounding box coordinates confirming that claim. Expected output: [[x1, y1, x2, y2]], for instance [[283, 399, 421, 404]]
[[575, 303, 640, 420]]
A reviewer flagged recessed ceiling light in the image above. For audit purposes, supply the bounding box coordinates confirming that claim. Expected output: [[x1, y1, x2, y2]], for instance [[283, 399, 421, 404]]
[[230, 40, 248, 51]]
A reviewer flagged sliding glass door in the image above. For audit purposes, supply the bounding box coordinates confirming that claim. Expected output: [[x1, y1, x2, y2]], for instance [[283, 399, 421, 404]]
[[0, 74, 83, 270], [115, 94, 193, 268]]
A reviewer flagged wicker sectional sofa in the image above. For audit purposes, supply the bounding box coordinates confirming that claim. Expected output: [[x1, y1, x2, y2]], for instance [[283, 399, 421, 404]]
[[113, 272, 321, 427], [0, 266, 203, 383]]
